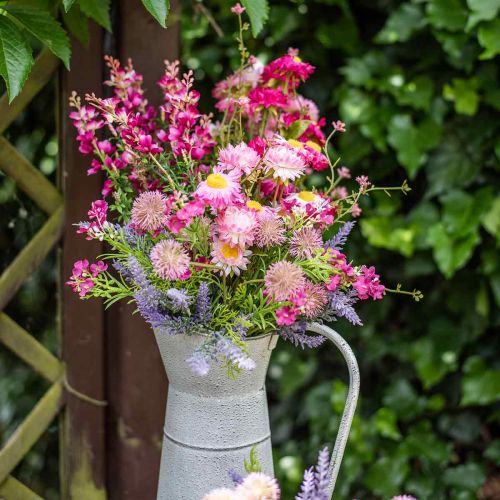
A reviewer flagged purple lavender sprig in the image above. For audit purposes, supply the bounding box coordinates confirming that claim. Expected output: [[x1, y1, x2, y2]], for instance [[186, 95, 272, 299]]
[[296, 447, 332, 500], [194, 282, 212, 323], [216, 333, 256, 371], [280, 321, 326, 349], [328, 289, 362, 326], [324, 221, 356, 251]]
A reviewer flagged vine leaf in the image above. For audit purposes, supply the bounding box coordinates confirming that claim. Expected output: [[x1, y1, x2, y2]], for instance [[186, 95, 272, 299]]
[[141, 0, 170, 28], [0, 16, 33, 102], [63, 0, 77, 12], [5, 6, 71, 69], [241, 0, 269, 37], [78, 0, 112, 32]]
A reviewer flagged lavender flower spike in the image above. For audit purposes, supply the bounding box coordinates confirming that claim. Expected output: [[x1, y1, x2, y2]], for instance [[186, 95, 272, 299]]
[[280, 321, 326, 349], [166, 288, 192, 312], [296, 468, 316, 500], [324, 221, 356, 251], [314, 447, 331, 499], [195, 282, 212, 323], [329, 289, 363, 326], [186, 350, 211, 376], [216, 334, 256, 371]]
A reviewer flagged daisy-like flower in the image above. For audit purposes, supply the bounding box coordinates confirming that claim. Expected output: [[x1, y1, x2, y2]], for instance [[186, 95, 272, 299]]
[[194, 171, 242, 209], [289, 226, 323, 259], [131, 191, 167, 232], [202, 488, 236, 500], [265, 261, 305, 302], [211, 239, 251, 276], [235, 473, 280, 500], [217, 142, 261, 176], [255, 211, 286, 248], [217, 206, 258, 246], [264, 145, 306, 182], [150, 239, 190, 280], [301, 282, 328, 318]]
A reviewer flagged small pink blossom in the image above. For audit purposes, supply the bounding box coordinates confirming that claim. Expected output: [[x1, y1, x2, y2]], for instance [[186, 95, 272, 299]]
[[356, 175, 371, 190], [337, 166, 351, 179], [231, 3, 245, 14], [351, 203, 362, 217], [354, 265, 385, 300], [90, 261, 108, 277], [332, 120, 346, 132], [276, 306, 297, 326]]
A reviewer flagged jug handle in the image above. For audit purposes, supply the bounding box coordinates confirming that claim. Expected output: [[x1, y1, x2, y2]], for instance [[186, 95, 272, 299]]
[[306, 322, 360, 499]]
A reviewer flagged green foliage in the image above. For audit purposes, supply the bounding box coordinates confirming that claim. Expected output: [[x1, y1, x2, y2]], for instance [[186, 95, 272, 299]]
[[244, 445, 263, 473], [241, 0, 269, 37], [141, 0, 170, 28]]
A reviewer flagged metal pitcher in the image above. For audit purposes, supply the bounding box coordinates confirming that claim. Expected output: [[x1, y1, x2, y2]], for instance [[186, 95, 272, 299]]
[[154, 323, 360, 500]]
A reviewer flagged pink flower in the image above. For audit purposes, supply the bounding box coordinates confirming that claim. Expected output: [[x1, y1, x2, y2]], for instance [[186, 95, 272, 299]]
[[276, 306, 297, 326], [202, 489, 235, 500], [255, 211, 286, 248], [72, 259, 89, 277], [356, 175, 370, 190], [262, 52, 315, 88], [175, 200, 206, 222], [131, 191, 168, 232], [265, 261, 306, 302], [236, 472, 280, 499], [354, 265, 385, 300], [90, 261, 108, 277], [136, 133, 163, 154], [301, 282, 328, 318], [289, 227, 323, 259], [260, 179, 296, 199], [337, 166, 351, 179], [194, 172, 242, 209], [248, 136, 267, 156], [326, 274, 341, 291], [216, 142, 261, 176], [230, 3, 245, 14], [331, 186, 348, 200], [211, 239, 251, 276], [391, 497, 417, 500], [150, 240, 191, 280], [66, 259, 103, 297], [88, 200, 108, 226], [264, 145, 306, 182], [102, 179, 113, 197], [332, 120, 346, 132], [351, 203, 362, 218], [217, 206, 258, 246], [248, 87, 288, 109]]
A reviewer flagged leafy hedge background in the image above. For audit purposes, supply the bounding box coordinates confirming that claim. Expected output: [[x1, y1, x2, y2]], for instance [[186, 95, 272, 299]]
[[1, 0, 499, 498]]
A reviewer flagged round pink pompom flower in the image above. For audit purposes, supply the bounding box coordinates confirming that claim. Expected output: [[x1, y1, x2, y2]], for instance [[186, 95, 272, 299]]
[[131, 191, 167, 232], [264, 261, 306, 302], [217, 142, 261, 176], [217, 206, 258, 247], [255, 211, 286, 248], [236, 472, 280, 500], [150, 240, 190, 280], [302, 282, 328, 318], [289, 227, 323, 259]]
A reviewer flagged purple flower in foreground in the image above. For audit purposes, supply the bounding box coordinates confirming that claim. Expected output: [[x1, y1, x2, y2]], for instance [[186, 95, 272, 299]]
[[186, 350, 211, 376], [195, 282, 212, 323], [166, 288, 192, 312], [324, 221, 356, 251], [296, 468, 316, 500], [280, 321, 326, 348], [127, 255, 149, 288], [296, 447, 331, 500], [216, 334, 256, 371], [228, 469, 244, 486], [328, 289, 362, 326]]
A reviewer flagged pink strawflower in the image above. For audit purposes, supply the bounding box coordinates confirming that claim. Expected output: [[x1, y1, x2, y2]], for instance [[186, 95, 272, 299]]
[[351, 203, 362, 217], [203, 488, 236, 500], [211, 239, 251, 276], [217, 206, 258, 246], [301, 282, 328, 318], [332, 120, 346, 132], [150, 240, 190, 280], [265, 261, 306, 302], [248, 136, 267, 156], [289, 227, 323, 259], [217, 142, 261, 176], [255, 211, 286, 248], [230, 3, 245, 14], [276, 306, 297, 326], [354, 265, 385, 300], [236, 472, 280, 500], [264, 146, 306, 182], [131, 191, 167, 232], [194, 171, 242, 209], [337, 166, 351, 179]]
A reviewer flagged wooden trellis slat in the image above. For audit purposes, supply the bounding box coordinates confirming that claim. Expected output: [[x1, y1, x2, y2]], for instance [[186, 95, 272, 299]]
[[0, 137, 63, 214], [0, 475, 43, 500], [0, 49, 59, 135], [0, 381, 63, 484], [0, 313, 63, 383], [0, 205, 63, 312]]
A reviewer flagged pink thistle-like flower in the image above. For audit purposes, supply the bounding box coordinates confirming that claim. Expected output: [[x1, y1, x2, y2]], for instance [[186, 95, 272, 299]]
[[337, 166, 351, 179], [264, 146, 306, 182], [332, 120, 346, 132], [202, 488, 236, 500], [236, 472, 280, 500], [217, 206, 258, 247], [131, 191, 167, 232], [354, 265, 385, 300], [194, 171, 242, 209], [301, 282, 328, 318], [230, 3, 245, 14], [211, 239, 251, 276], [289, 227, 323, 259], [217, 142, 261, 176], [351, 203, 362, 218], [255, 211, 286, 248], [150, 239, 190, 280], [265, 261, 306, 302]]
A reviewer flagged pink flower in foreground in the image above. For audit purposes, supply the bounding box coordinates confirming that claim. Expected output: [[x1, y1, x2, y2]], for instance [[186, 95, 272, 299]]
[[236, 472, 280, 499], [211, 239, 251, 276], [354, 265, 385, 300], [90, 261, 108, 277], [217, 206, 258, 247], [301, 282, 328, 318], [326, 274, 341, 292], [66, 259, 105, 298], [264, 145, 306, 182], [262, 52, 315, 88], [88, 200, 108, 226], [356, 175, 370, 190], [217, 142, 261, 176], [194, 172, 242, 209], [230, 3, 245, 14], [289, 227, 323, 259], [351, 203, 362, 218], [131, 191, 167, 232], [255, 211, 286, 248], [265, 261, 305, 302], [150, 240, 190, 280], [276, 306, 297, 326], [248, 87, 288, 109]]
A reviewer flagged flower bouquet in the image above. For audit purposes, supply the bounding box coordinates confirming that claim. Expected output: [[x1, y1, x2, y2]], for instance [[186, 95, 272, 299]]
[[66, 5, 421, 498]]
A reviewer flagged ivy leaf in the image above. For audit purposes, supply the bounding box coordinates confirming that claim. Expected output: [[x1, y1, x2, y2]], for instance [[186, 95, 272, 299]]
[[466, 0, 500, 31], [63, 0, 77, 12], [461, 356, 500, 406], [242, 0, 269, 37], [478, 19, 500, 59], [426, 0, 468, 31], [141, 0, 170, 28], [78, 0, 112, 32], [5, 6, 71, 69], [375, 4, 426, 43], [443, 78, 479, 115], [0, 15, 33, 102]]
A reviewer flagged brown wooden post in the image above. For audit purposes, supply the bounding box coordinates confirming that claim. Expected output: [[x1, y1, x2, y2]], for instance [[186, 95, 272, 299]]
[[59, 24, 107, 500], [105, 2, 180, 498]]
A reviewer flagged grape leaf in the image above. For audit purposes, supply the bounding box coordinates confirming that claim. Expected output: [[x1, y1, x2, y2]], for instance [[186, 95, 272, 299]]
[[242, 0, 269, 37], [78, 0, 112, 32], [141, 0, 170, 28]]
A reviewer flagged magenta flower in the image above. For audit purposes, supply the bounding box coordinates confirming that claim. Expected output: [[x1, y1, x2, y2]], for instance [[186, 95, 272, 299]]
[[337, 166, 351, 179], [354, 265, 385, 300], [276, 306, 297, 326], [90, 261, 108, 277]]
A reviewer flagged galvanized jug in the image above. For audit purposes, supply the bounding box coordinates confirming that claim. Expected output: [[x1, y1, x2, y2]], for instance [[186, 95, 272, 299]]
[[154, 323, 359, 500]]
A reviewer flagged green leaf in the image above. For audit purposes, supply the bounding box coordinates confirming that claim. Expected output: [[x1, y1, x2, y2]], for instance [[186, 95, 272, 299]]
[[244, 445, 262, 473], [5, 6, 71, 69], [375, 4, 425, 43], [466, 0, 500, 31], [360, 216, 415, 257], [63, 0, 77, 12], [482, 196, 500, 239], [62, 3, 90, 46], [443, 78, 479, 115], [443, 463, 485, 492], [78, 0, 111, 32], [0, 15, 33, 102], [286, 119, 311, 139], [461, 356, 500, 406], [426, 0, 468, 31], [478, 19, 500, 59], [373, 408, 402, 440], [241, 0, 269, 37], [141, 0, 170, 28], [364, 452, 409, 497]]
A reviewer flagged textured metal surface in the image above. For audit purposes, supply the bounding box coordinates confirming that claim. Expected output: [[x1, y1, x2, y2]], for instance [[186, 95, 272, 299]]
[[153, 331, 277, 500], [307, 323, 360, 498]]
